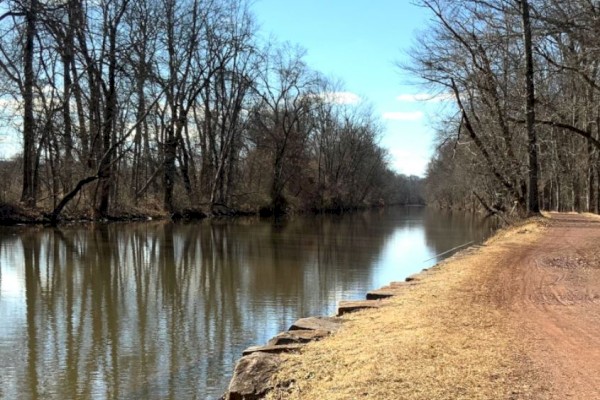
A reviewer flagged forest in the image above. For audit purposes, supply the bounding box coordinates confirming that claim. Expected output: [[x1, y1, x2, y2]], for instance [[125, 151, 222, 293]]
[[414, 0, 600, 216], [0, 0, 423, 223]]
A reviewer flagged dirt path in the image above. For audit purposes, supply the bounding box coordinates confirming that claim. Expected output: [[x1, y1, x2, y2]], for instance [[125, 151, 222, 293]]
[[267, 213, 600, 399], [495, 213, 600, 399]]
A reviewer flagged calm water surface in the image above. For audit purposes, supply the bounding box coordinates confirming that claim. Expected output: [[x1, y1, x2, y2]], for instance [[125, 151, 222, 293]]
[[0, 207, 497, 399]]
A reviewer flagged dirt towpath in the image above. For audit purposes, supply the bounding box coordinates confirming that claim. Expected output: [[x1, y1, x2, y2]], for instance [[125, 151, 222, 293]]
[[266, 213, 600, 399], [496, 213, 600, 399]]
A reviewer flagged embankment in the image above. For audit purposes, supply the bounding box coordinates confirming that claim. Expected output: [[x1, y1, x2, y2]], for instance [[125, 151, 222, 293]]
[[224, 213, 600, 399]]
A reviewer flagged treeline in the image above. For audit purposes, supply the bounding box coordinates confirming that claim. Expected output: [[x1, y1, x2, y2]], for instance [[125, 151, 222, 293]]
[[0, 0, 421, 222], [411, 0, 600, 215]]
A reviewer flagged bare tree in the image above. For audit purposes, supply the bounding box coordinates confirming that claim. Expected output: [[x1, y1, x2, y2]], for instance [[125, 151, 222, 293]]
[[0, 0, 422, 220], [249, 44, 317, 215]]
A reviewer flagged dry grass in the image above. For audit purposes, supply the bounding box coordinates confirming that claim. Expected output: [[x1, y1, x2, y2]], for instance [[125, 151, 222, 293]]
[[267, 221, 547, 400], [581, 212, 600, 221]]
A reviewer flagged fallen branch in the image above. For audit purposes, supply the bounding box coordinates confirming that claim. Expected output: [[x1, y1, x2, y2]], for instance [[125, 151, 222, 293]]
[[472, 191, 498, 216], [472, 191, 509, 224], [48, 175, 99, 225]]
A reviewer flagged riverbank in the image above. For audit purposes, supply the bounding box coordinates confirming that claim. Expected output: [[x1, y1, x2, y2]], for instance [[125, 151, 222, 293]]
[[259, 213, 600, 399], [0, 201, 425, 225]]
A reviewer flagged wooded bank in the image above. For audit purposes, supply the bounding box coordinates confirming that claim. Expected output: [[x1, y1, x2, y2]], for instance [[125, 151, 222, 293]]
[[0, 0, 423, 223]]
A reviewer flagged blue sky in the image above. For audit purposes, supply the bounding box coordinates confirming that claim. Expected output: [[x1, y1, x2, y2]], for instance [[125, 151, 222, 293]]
[[253, 0, 446, 177]]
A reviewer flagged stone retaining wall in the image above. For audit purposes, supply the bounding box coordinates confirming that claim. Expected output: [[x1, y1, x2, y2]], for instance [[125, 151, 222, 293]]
[[220, 273, 436, 399], [220, 246, 484, 399]]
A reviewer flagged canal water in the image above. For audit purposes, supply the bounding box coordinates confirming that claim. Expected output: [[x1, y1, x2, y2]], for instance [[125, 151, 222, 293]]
[[0, 207, 498, 399]]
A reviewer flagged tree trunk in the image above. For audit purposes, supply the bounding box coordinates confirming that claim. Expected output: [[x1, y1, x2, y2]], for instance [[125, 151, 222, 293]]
[[520, 0, 540, 215], [20, 0, 37, 207], [163, 129, 177, 212], [96, 26, 118, 217], [271, 147, 287, 215]]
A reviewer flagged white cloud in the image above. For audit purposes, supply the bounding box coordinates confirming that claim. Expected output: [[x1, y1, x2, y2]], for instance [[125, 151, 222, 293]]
[[396, 93, 454, 102], [319, 91, 361, 105], [389, 148, 428, 177], [382, 111, 424, 121]]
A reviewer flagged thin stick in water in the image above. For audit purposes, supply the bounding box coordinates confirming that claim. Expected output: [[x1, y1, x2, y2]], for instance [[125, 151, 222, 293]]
[[422, 241, 474, 263]]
